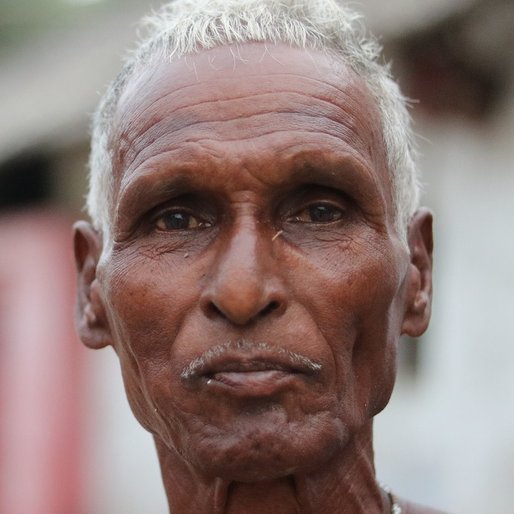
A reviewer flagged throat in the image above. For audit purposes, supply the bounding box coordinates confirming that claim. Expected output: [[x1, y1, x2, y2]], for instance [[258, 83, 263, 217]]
[[225, 478, 300, 514]]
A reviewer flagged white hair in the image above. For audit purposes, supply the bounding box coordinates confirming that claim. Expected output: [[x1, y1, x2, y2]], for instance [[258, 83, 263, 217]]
[[88, 0, 420, 241]]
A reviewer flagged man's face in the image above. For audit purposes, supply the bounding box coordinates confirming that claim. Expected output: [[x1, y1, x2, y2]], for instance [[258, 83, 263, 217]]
[[77, 43, 431, 481]]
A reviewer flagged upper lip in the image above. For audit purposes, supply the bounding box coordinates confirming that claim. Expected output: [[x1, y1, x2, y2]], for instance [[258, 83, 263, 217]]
[[180, 343, 321, 381]]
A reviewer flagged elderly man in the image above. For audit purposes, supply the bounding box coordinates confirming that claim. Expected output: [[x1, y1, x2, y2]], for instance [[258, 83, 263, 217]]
[[74, 0, 441, 512]]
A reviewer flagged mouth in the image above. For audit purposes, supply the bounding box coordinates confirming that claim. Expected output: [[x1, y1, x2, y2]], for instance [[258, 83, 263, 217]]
[[181, 341, 321, 397]]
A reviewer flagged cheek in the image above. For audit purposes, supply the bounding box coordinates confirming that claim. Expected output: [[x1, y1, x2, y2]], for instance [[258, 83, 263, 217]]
[[284, 237, 403, 338], [343, 250, 405, 416], [105, 252, 200, 351], [100, 254, 201, 432], [283, 237, 404, 416]]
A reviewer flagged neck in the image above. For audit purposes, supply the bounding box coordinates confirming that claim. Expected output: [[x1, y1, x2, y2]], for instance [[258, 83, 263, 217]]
[[154, 423, 388, 514]]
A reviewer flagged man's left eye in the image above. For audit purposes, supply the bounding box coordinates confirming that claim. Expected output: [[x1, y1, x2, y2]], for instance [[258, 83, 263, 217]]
[[155, 211, 212, 231], [289, 203, 345, 224]]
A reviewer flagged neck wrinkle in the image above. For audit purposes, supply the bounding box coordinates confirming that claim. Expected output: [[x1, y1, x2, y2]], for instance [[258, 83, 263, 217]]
[[293, 422, 384, 514], [155, 422, 385, 514]]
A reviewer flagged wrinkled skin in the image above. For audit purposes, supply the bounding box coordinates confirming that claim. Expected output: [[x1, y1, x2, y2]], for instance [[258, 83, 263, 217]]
[[74, 43, 435, 513]]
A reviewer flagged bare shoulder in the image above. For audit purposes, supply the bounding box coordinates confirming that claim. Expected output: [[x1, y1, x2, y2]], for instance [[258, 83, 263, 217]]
[[396, 496, 449, 514]]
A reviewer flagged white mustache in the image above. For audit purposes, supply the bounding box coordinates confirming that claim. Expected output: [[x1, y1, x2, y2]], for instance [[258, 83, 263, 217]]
[[180, 339, 322, 380]]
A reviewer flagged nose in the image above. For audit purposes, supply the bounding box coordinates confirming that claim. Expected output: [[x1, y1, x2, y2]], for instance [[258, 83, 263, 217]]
[[200, 223, 288, 326]]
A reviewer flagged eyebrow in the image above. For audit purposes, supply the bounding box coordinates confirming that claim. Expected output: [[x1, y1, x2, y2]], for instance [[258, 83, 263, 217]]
[[115, 159, 199, 227], [281, 149, 386, 213]]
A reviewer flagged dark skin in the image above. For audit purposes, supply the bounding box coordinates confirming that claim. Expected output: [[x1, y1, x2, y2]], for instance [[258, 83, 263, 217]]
[[74, 43, 438, 513]]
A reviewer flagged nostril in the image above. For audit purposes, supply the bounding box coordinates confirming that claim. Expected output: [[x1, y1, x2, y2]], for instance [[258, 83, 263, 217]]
[[206, 302, 224, 319], [202, 296, 284, 324], [259, 300, 280, 318]]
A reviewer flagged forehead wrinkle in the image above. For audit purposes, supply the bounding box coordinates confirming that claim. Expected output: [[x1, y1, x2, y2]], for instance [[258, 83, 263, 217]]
[[118, 70, 376, 133], [114, 60, 383, 176], [116, 81, 380, 182], [121, 114, 376, 188], [122, 87, 362, 139], [125, 88, 372, 138], [115, 42, 377, 120], [121, 103, 372, 175]]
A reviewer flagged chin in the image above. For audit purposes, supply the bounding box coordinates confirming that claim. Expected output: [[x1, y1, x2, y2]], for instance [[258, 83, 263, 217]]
[[170, 408, 349, 481]]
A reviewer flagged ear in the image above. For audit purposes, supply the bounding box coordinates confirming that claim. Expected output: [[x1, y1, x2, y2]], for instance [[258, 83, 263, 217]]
[[401, 208, 434, 337], [73, 220, 112, 349]]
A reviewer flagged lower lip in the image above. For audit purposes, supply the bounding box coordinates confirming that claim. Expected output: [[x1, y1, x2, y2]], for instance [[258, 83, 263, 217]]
[[205, 370, 298, 396]]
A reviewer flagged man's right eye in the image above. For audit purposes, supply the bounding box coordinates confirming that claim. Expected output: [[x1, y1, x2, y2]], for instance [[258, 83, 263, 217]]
[[154, 211, 212, 231]]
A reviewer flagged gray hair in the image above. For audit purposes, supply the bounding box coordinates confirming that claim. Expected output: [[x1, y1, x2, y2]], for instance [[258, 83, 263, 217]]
[[88, 0, 420, 241]]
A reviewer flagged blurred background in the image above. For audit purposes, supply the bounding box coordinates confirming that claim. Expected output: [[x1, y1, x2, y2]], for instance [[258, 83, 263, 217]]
[[0, 0, 513, 512]]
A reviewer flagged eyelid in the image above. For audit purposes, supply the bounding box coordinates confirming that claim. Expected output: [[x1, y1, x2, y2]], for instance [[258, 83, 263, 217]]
[[288, 188, 350, 212], [152, 204, 193, 220], [287, 200, 347, 222], [300, 197, 347, 208]]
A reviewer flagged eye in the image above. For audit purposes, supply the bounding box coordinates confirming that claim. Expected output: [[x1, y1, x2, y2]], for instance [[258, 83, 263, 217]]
[[155, 210, 212, 231], [288, 203, 345, 224]]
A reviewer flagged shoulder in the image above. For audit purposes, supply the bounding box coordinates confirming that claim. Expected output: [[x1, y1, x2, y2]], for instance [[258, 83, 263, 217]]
[[396, 495, 449, 514]]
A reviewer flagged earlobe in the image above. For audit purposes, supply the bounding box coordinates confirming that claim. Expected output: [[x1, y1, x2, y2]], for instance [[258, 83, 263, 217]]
[[73, 220, 112, 349], [401, 208, 434, 337]]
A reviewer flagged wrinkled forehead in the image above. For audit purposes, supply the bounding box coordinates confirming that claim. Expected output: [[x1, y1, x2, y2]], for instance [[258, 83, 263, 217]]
[[111, 42, 391, 207], [115, 42, 383, 140]]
